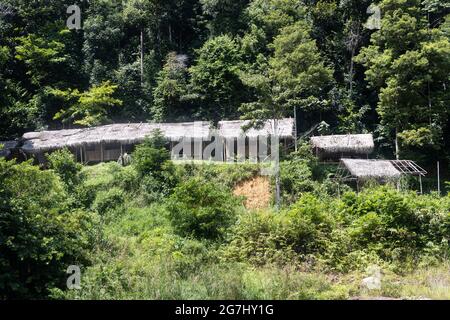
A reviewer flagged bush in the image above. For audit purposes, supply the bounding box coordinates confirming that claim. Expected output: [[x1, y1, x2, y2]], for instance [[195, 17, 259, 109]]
[[0, 159, 96, 299], [221, 210, 298, 266], [47, 148, 83, 192], [224, 186, 450, 272], [111, 165, 139, 192], [280, 159, 317, 204], [343, 188, 449, 257], [93, 187, 126, 216], [286, 194, 337, 255], [167, 177, 241, 240], [139, 162, 180, 204], [133, 130, 171, 179], [133, 131, 179, 202], [180, 163, 261, 188]]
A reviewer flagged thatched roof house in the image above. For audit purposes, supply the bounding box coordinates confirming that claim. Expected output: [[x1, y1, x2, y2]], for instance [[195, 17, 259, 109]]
[[219, 119, 294, 139], [310, 134, 374, 160], [339, 159, 402, 181], [19, 119, 294, 163], [21, 122, 210, 154], [21, 119, 294, 155], [337, 159, 427, 192]]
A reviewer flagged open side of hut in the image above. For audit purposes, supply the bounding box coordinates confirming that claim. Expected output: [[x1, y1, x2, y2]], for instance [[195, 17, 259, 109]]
[[19, 118, 295, 164], [336, 159, 427, 192], [0, 141, 19, 159], [337, 159, 402, 182], [310, 134, 374, 161]]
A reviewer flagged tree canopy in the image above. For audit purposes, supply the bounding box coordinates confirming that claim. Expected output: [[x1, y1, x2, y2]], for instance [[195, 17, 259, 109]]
[[0, 0, 448, 167]]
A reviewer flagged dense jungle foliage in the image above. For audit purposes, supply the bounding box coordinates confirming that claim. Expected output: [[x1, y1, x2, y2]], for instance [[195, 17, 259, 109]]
[[1, 140, 449, 299], [0, 0, 449, 300], [0, 0, 449, 170]]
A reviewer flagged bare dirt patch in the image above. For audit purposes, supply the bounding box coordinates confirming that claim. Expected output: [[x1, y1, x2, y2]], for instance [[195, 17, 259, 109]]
[[233, 176, 272, 210]]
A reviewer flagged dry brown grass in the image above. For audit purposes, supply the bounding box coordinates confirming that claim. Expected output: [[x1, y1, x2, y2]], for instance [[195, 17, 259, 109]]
[[233, 176, 272, 210]]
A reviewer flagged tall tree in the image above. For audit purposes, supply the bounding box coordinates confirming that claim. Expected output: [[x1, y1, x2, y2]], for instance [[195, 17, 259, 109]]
[[188, 35, 245, 122], [239, 19, 334, 207], [355, 0, 450, 160], [51, 81, 123, 127], [152, 52, 190, 121], [200, 0, 249, 35]]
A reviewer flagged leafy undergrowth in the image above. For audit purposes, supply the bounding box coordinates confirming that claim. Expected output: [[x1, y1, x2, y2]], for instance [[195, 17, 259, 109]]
[[46, 161, 450, 300], [18, 146, 444, 300]]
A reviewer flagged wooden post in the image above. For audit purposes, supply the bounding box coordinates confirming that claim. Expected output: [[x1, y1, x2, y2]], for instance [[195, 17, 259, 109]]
[[294, 107, 298, 152], [273, 119, 281, 211], [395, 127, 400, 160], [100, 142, 104, 162], [140, 29, 144, 86], [337, 182, 341, 199], [419, 175, 423, 195], [437, 161, 441, 195]]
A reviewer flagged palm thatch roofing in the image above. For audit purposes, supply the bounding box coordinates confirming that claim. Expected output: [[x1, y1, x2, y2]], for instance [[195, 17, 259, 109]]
[[21, 119, 295, 154], [339, 159, 402, 180], [220, 118, 294, 138], [310, 134, 374, 156], [0, 141, 19, 158]]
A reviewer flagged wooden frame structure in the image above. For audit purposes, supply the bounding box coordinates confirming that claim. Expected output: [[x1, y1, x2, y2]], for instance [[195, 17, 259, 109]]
[[335, 159, 427, 194]]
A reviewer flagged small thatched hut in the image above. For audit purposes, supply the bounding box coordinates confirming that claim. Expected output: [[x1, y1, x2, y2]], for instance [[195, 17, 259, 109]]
[[338, 159, 402, 181], [337, 158, 427, 192], [310, 134, 374, 161], [20, 119, 295, 164]]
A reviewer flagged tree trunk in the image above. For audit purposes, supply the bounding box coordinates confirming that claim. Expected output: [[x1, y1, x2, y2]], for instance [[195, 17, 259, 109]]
[[395, 127, 400, 160], [140, 28, 144, 86], [349, 46, 356, 97], [273, 119, 281, 210]]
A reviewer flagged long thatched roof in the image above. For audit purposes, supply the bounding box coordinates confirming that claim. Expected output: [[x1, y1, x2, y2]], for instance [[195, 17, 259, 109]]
[[220, 118, 294, 138], [340, 159, 402, 180], [21, 119, 295, 154], [311, 134, 374, 156]]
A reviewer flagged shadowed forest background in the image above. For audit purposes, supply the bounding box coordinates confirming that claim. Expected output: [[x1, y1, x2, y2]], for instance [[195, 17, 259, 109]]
[[0, 0, 449, 300], [0, 0, 449, 168]]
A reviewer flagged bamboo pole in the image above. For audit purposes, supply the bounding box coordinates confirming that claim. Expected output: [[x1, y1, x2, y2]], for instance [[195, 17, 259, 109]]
[[419, 175, 423, 195], [294, 107, 298, 152], [437, 161, 441, 195]]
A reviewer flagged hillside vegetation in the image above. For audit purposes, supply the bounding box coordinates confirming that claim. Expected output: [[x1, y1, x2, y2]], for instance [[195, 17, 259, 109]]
[[0, 0, 449, 173], [0, 0, 449, 300], [1, 144, 448, 299]]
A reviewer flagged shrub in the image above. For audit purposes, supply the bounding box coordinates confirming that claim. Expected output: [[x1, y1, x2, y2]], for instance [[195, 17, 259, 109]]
[[286, 193, 337, 255], [93, 187, 126, 215], [167, 177, 241, 240], [47, 148, 83, 192], [0, 159, 96, 299], [224, 187, 449, 272], [221, 210, 298, 266], [133, 130, 171, 179], [280, 159, 317, 204], [133, 131, 179, 202], [223, 195, 337, 267], [111, 165, 139, 192], [180, 163, 261, 188]]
